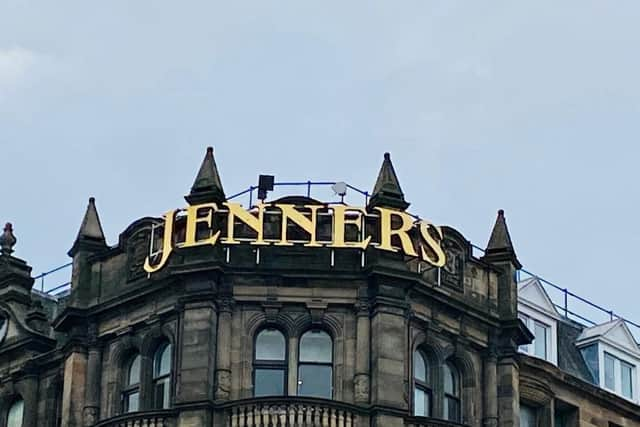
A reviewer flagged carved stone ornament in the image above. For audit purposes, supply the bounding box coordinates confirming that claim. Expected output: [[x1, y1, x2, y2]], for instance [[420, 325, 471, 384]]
[[442, 239, 464, 290], [127, 230, 150, 281], [215, 369, 231, 400], [354, 374, 370, 402]]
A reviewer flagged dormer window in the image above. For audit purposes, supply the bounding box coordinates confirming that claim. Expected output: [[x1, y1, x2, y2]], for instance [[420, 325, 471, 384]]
[[576, 319, 640, 402], [604, 352, 635, 399], [517, 278, 560, 365]]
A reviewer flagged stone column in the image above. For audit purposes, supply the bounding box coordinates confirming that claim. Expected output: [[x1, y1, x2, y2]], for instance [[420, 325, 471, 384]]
[[497, 356, 520, 427], [61, 348, 88, 427], [83, 344, 102, 426], [354, 299, 370, 404], [215, 296, 234, 401], [483, 349, 498, 427], [18, 368, 38, 427]]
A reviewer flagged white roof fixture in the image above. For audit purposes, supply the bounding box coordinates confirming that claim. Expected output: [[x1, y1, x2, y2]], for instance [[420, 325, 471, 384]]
[[576, 319, 640, 359], [517, 277, 560, 366]]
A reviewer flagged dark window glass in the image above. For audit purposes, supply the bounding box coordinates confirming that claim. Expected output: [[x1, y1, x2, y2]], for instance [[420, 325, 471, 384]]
[[122, 354, 141, 413], [534, 321, 548, 360], [412, 351, 431, 417], [254, 369, 285, 396], [298, 330, 333, 398], [444, 362, 461, 422], [520, 404, 537, 427], [153, 343, 172, 409], [254, 329, 287, 396]]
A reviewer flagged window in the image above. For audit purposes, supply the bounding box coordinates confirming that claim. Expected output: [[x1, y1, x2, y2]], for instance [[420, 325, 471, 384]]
[[153, 343, 172, 409], [520, 404, 537, 427], [7, 399, 24, 427], [519, 313, 551, 361], [122, 354, 141, 413], [0, 316, 7, 345], [443, 362, 461, 422], [254, 329, 287, 396], [298, 330, 333, 399], [413, 351, 431, 417], [603, 352, 636, 399]]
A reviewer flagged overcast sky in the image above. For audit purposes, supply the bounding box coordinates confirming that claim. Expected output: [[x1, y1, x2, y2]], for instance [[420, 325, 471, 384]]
[[1, 1, 639, 328]]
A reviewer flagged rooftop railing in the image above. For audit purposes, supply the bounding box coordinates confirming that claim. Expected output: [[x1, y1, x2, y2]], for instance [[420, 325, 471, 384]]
[[33, 181, 639, 340]]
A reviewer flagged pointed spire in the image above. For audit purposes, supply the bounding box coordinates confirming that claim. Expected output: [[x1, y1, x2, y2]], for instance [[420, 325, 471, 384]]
[[185, 146, 226, 205], [368, 152, 410, 210], [68, 197, 107, 256], [484, 209, 521, 269]]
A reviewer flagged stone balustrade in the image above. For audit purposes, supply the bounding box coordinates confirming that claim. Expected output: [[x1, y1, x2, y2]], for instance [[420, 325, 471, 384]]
[[93, 410, 177, 427], [223, 397, 366, 427]]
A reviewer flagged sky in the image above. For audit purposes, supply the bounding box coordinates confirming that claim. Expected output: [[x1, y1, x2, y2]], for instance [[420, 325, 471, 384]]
[[1, 1, 639, 327]]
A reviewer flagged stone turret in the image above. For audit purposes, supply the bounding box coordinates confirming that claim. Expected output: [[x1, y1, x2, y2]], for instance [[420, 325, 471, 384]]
[[482, 209, 521, 318], [68, 197, 108, 306], [185, 146, 226, 205], [368, 152, 409, 211]]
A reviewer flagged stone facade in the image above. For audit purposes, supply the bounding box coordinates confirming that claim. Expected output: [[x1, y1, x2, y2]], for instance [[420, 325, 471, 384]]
[[0, 149, 638, 427]]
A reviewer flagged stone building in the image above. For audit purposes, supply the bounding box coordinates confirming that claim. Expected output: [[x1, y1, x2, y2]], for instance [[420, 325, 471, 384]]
[[0, 148, 638, 427]]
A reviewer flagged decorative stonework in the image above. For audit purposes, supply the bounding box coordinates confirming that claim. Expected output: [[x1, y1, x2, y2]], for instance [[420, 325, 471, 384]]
[[127, 230, 150, 281], [215, 369, 231, 400], [442, 238, 464, 290], [354, 374, 370, 403]]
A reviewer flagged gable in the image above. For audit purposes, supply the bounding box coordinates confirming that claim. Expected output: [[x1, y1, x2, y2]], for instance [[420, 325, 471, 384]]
[[518, 278, 560, 318], [604, 321, 639, 355]]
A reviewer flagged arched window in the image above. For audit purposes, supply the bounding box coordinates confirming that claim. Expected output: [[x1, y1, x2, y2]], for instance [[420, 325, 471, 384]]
[[7, 399, 23, 427], [253, 328, 287, 396], [443, 362, 461, 422], [122, 354, 141, 413], [153, 342, 172, 409], [413, 350, 431, 417], [298, 330, 333, 399]]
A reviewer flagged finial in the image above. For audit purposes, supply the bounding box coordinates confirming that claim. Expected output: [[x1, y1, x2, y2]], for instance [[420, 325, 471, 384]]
[[207, 146, 213, 154], [368, 152, 410, 210], [89, 196, 96, 204], [0, 223, 17, 255], [498, 209, 504, 217]]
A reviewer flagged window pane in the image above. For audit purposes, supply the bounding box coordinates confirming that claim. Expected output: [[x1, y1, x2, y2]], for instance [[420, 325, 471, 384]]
[[128, 355, 141, 386], [256, 329, 286, 361], [254, 368, 285, 396], [7, 400, 24, 427], [518, 313, 529, 353], [154, 344, 172, 377], [534, 322, 548, 359], [299, 331, 332, 363], [580, 344, 599, 383], [154, 377, 171, 409], [445, 397, 461, 422], [126, 391, 139, 413], [520, 404, 537, 427], [298, 364, 332, 398], [413, 351, 427, 382], [604, 353, 616, 390], [444, 363, 458, 395], [413, 387, 430, 417], [621, 361, 633, 399]]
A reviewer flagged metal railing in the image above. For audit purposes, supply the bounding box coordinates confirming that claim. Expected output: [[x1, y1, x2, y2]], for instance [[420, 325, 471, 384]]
[[471, 244, 640, 339], [33, 262, 72, 297], [227, 181, 371, 207]]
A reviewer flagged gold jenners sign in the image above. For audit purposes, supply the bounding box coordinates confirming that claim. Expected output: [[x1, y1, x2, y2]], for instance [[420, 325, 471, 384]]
[[143, 202, 446, 273]]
